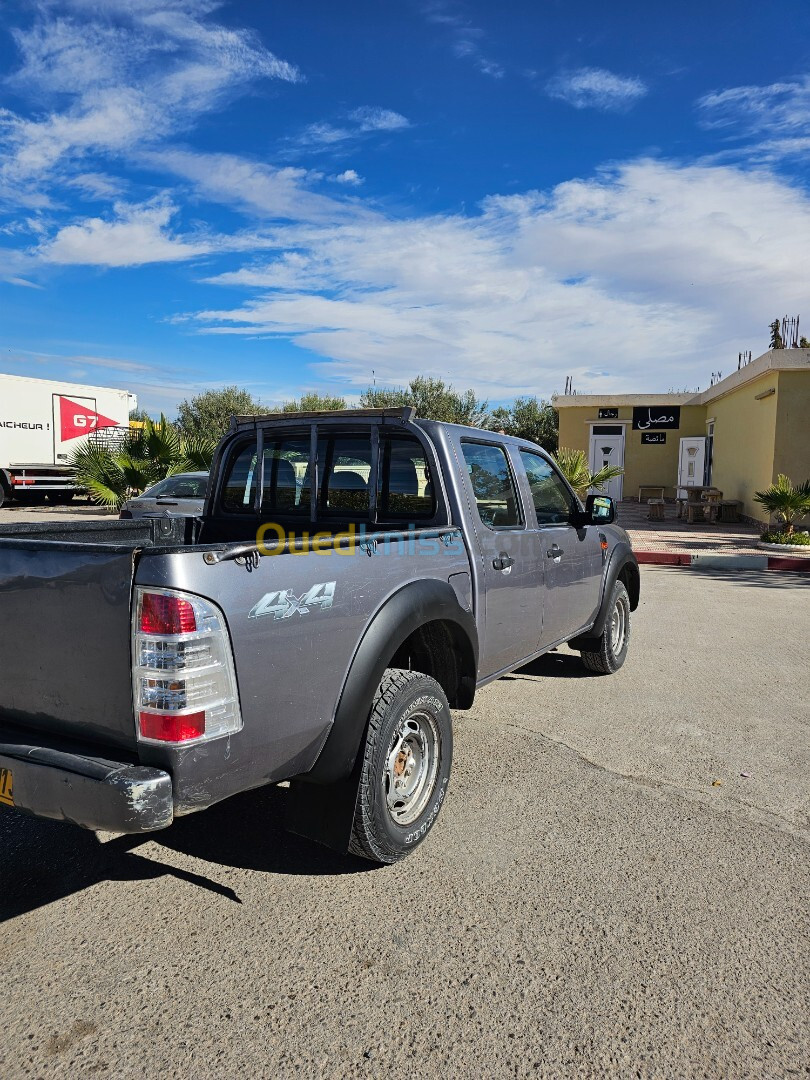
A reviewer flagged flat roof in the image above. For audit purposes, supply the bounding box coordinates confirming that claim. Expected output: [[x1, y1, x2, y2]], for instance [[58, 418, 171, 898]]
[[552, 348, 810, 408]]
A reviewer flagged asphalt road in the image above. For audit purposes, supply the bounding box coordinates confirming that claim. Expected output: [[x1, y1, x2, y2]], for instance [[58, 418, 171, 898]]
[[1, 566, 808, 1078]]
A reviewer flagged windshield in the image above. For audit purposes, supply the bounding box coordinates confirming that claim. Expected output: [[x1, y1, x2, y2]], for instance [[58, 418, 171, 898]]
[[143, 475, 208, 499]]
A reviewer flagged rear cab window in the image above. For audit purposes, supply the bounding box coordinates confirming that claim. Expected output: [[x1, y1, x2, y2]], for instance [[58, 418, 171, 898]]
[[217, 427, 438, 524], [460, 441, 522, 529]]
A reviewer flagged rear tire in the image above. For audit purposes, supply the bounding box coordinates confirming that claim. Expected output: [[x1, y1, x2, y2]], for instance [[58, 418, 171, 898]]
[[350, 669, 452, 864], [579, 580, 631, 674]]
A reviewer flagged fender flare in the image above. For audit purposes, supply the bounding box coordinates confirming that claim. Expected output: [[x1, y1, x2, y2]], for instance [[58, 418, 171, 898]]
[[569, 544, 640, 649], [304, 577, 478, 786]]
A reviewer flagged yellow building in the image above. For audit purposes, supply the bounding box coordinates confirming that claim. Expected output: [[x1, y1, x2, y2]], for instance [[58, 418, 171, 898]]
[[553, 349, 810, 523]]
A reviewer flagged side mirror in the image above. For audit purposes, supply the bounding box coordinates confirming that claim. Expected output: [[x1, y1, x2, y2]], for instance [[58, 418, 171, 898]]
[[585, 493, 615, 525]]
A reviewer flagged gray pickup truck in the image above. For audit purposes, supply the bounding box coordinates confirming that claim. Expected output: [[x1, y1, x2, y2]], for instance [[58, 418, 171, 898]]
[[0, 408, 639, 864]]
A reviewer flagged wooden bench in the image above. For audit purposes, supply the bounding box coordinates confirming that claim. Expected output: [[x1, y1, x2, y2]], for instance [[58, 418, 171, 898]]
[[647, 498, 666, 521], [638, 485, 665, 503]]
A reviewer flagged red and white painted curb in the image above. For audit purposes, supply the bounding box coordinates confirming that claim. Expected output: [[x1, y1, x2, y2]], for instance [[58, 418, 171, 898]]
[[635, 550, 810, 572]]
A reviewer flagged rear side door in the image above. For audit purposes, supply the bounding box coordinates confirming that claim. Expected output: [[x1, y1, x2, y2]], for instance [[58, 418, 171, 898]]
[[518, 449, 603, 647], [458, 439, 543, 676]]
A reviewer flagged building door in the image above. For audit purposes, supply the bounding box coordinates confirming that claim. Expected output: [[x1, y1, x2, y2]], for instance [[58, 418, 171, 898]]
[[678, 438, 706, 489], [588, 428, 624, 501]]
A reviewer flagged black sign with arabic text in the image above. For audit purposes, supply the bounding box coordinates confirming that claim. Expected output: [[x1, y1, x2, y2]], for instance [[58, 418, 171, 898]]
[[632, 406, 680, 431], [641, 432, 666, 444]]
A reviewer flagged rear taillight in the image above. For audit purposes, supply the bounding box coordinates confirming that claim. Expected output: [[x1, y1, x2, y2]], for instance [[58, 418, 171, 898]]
[[133, 587, 242, 745], [140, 592, 197, 635]]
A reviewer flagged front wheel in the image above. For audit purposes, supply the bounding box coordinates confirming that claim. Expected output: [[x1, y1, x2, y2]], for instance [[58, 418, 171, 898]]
[[578, 580, 631, 674], [350, 669, 453, 864]]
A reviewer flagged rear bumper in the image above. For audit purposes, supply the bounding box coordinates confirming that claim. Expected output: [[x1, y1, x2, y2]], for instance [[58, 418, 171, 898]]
[[0, 737, 173, 834]]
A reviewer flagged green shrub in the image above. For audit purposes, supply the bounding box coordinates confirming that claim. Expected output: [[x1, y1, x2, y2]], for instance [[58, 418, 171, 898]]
[[761, 530, 810, 546]]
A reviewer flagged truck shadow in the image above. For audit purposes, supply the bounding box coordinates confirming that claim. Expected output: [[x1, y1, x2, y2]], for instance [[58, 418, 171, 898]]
[[505, 652, 593, 680], [0, 785, 374, 922]]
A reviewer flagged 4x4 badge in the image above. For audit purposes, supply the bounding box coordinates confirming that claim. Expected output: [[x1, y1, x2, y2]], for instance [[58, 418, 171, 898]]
[[249, 581, 336, 621]]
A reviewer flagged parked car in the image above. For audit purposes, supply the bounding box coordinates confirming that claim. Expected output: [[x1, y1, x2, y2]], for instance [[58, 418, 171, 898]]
[[119, 471, 209, 519], [0, 408, 639, 864]]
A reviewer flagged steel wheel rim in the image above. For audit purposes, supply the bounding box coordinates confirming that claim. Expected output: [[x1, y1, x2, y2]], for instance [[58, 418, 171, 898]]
[[610, 597, 626, 652], [383, 711, 439, 826]]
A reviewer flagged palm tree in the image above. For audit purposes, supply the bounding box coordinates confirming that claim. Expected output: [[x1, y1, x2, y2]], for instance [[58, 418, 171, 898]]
[[753, 474, 810, 535], [554, 447, 623, 499], [69, 415, 217, 510]]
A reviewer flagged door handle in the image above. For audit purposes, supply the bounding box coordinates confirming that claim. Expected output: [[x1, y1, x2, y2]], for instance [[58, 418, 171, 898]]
[[492, 552, 515, 571], [546, 544, 564, 559]]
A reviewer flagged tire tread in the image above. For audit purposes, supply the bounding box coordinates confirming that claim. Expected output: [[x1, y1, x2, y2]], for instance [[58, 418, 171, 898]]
[[349, 669, 427, 863], [579, 580, 630, 676]]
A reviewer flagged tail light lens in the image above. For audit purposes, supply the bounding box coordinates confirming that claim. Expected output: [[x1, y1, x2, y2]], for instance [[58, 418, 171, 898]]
[[133, 587, 242, 745]]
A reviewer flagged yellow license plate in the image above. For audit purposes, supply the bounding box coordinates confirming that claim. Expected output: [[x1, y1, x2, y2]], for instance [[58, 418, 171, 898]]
[[0, 768, 13, 807]]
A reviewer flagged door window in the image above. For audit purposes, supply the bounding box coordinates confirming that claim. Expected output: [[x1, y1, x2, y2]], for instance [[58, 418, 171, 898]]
[[460, 442, 521, 528], [518, 450, 574, 525]]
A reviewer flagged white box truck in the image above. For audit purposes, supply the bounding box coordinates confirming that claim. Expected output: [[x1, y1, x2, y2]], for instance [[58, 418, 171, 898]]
[[0, 373, 136, 507]]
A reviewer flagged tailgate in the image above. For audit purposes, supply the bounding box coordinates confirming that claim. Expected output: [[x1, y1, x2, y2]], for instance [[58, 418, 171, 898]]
[[0, 541, 138, 751]]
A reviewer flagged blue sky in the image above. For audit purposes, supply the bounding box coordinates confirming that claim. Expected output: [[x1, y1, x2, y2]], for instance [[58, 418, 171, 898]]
[[2, 0, 810, 415]]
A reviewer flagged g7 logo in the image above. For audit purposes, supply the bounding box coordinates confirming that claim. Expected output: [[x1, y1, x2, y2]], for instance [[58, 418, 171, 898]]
[[73, 414, 98, 429], [248, 581, 336, 621]]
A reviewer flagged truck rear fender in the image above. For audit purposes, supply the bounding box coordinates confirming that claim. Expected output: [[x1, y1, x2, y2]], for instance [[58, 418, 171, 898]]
[[304, 578, 478, 787], [286, 578, 477, 853]]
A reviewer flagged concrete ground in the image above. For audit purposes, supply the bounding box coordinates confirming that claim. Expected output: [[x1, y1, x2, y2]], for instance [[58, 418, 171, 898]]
[[0, 498, 113, 524], [0, 567, 808, 1078]]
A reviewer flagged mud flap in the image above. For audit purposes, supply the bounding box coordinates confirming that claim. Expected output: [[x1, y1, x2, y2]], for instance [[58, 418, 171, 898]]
[[285, 762, 363, 854]]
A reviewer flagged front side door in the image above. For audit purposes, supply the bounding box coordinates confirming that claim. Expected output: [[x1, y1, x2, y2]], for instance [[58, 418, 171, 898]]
[[458, 440, 544, 677], [678, 437, 706, 489], [519, 449, 604, 648], [588, 432, 624, 500]]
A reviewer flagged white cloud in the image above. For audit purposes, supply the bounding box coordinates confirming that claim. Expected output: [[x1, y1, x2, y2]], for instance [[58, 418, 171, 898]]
[[39, 198, 211, 266], [148, 149, 365, 222], [546, 68, 647, 112], [184, 160, 810, 397], [65, 172, 126, 200], [0, 0, 299, 200], [349, 107, 410, 132], [3, 275, 44, 289], [333, 169, 364, 186], [423, 2, 504, 78], [696, 75, 810, 160], [290, 107, 410, 151]]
